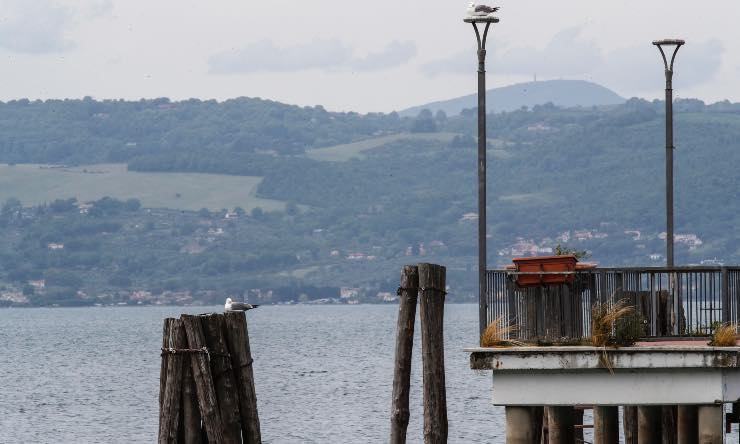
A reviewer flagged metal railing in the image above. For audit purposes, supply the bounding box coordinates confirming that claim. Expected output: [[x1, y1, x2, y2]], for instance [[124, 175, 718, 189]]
[[484, 267, 740, 341]]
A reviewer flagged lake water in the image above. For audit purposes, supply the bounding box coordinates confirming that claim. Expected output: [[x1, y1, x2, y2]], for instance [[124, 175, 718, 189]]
[[1, 305, 737, 443], [1, 305, 503, 443]]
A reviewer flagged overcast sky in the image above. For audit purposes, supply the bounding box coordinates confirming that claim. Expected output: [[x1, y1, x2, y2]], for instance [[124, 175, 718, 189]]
[[1, 0, 738, 112]]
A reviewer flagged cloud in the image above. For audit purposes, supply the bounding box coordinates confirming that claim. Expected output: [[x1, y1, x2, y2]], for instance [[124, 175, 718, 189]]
[[210, 39, 416, 74], [85, 0, 114, 18], [423, 27, 601, 78], [0, 0, 75, 53], [593, 39, 723, 92], [496, 28, 603, 77], [422, 28, 723, 93], [350, 41, 417, 72]]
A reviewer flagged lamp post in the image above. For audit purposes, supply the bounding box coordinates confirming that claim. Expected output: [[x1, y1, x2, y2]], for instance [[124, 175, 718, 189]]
[[653, 39, 684, 268], [654, 39, 687, 444], [465, 15, 499, 339]]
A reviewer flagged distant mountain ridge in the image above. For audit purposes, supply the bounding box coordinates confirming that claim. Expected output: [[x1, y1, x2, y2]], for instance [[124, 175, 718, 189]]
[[401, 79, 625, 116]]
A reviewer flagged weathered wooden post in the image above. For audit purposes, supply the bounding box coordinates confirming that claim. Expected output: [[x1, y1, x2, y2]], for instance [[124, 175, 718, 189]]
[[160, 318, 173, 411], [677, 406, 698, 444], [180, 358, 202, 444], [419, 263, 447, 444], [697, 405, 723, 444], [624, 406, 638, 444], [390, 265, 419, 444], [573, 407, 584, 444], [202, 314, 242, 444], [224, 311, 262, 444], [663, 405, 678, 444], [159, 318, 186, 444], [594, 406, 619, 444], [182, 314, 226, 444], [530, 406, 544, 443], [546, 407, 574, 444], [541, 407, 549, 443], [638, 406, 662, 444]]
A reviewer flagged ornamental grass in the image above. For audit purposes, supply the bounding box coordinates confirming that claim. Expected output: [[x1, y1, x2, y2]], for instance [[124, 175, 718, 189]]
[[481, 316, 527, 348]]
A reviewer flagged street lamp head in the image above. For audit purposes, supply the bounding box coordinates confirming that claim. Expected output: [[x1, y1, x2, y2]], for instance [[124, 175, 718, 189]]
[[653, 39, 685, 47], [653, 39, 685, 72], [464, 16, 500, 24]]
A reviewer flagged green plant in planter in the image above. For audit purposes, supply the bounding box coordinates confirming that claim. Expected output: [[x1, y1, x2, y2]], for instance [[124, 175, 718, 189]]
[[554, 244, 590, 260], [614, 313, 646, 347]]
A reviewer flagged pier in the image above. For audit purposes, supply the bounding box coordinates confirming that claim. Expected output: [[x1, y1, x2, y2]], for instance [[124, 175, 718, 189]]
[[470, 266, 740, 443]]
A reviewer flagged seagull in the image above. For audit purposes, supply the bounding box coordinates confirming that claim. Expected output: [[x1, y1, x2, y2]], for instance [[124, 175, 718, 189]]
[[467, 2, 500, 17], [224, 297, 259, 312]]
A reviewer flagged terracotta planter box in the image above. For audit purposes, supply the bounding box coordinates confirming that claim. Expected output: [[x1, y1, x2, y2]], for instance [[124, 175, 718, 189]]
[[511, 255, 578, 287]]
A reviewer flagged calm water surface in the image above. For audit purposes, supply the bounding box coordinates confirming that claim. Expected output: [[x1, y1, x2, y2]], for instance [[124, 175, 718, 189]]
[[2, 305, 737, 443], [0, 305, 505, 443]]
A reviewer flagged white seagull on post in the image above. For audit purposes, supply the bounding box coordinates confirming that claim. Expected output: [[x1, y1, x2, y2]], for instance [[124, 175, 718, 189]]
[[467, 2, 500, 17], [225, 297, 259, 312]]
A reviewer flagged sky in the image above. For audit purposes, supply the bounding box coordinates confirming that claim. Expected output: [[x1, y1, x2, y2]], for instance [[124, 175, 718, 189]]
[[0, 0, 738, 113]]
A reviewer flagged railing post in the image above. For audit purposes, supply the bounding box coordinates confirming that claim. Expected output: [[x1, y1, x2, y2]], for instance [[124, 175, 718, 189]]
[[650, 273, 658, 336], [722, 267, 730, 324], [673, 271, 680, 335]]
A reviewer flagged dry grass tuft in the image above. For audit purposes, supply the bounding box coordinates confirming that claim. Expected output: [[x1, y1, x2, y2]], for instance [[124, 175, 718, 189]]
[[481, 316, 527, 348], [591, 299, 636, 347], [710, 323, 738, 347]]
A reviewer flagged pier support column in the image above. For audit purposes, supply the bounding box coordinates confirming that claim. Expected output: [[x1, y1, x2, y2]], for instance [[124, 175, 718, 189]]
[[697, 405, 722, 444], [677, 405, 698, 444], [506, 406, 535, 444], [594, 406, 619, 444], [623, 406, 638, 444], [638, 406, 662, 444], [546, 406, 574, 444]]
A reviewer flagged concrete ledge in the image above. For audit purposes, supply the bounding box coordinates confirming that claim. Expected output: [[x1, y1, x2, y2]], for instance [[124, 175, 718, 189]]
[[468, 346, 740, 405], [467, 346, 740, 372]]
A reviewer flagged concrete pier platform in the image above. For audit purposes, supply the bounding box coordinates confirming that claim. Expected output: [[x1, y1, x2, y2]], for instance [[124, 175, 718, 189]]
[[467, 344, 740, 406]]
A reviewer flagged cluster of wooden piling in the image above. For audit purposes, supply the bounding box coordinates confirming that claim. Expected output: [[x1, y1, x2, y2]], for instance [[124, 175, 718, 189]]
[[504, 404, 726, 444], [159, 312, 261, 444], [390, 263, 447, 444]]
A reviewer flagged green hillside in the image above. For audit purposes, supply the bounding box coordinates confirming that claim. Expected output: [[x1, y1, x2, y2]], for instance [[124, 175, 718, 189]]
[[306, 133, 458, 161], [2, 94, 740, 306], [0, 164, 285, 212]]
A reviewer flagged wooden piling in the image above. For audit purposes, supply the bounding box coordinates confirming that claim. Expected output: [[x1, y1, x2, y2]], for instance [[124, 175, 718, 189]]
[[663, 405, 678, 444], [546, 407, 574, 444], [530, 406, 544, 444], [677, 405, 698, 444], [697, 405, 723, 444], [201, 314, 242, 444], [623, 406, 638, 444], [224, 311, 262, 444], [182, 314, 225, 444], [180, 357, 202, 444], [638, 406, 662, 444], [160, 318, 174, 411], [419, 263, 447, 444], [159, 318, 186, 444], [594, 406, 619, 444], [390, 265, 419, 444], [573, 407, 584, 444], [506, 406, 535, 444], [541, 407, 549, 444]]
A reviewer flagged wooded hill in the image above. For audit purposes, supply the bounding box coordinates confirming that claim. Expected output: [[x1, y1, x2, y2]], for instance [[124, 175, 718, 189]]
[[1, 95, 740, 305]]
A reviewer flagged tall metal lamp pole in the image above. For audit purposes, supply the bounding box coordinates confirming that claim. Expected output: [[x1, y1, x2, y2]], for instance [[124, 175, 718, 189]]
[[465, 15, 499, 339], [653, 39, 684, 268]]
